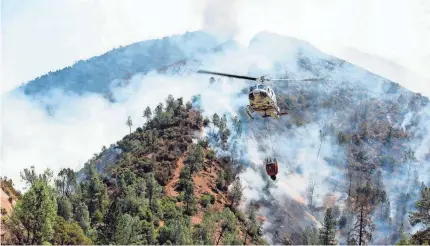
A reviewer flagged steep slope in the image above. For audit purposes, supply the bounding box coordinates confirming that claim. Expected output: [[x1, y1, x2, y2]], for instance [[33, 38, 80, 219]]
[[225, 32, 430, 244], [2, 96, 265, 245], [0, 178, 21, 242], [4, 30, 430, 245], [337, 47, 430, 97]]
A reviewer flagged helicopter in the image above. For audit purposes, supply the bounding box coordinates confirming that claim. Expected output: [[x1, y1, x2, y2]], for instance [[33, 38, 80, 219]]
[[197, 69, 322, 120]]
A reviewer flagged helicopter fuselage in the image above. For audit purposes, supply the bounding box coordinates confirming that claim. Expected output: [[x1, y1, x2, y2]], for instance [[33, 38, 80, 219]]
[[247, 84, 282, 119]]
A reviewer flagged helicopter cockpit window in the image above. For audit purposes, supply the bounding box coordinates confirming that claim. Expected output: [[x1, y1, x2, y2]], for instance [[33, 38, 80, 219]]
[[258, 85, 265, 89]]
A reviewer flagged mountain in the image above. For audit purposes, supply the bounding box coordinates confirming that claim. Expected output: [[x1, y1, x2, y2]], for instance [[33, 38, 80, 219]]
[[336, 47, 430, 98], [3, 30, 430, 245], [2, 101, 265, 245], [16, 31, 221, 98]]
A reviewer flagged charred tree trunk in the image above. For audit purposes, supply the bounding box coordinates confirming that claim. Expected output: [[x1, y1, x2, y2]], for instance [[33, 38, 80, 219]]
[[359, 204, 364, 245], [216, 227, 226, 245]]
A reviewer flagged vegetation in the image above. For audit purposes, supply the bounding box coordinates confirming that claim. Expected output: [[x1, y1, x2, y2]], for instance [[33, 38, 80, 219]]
[[319, 208, 337, 245], [2, 95, 263, 245]]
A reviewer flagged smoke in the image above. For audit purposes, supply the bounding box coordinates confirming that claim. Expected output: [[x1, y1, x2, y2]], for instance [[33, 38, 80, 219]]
[[2, 30, 429, 244], [202, 0, 240, 41], [1, 65, 249, 191]]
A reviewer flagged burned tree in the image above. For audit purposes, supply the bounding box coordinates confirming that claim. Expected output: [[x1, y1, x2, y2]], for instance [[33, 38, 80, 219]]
[[348, 183, 377, 245]]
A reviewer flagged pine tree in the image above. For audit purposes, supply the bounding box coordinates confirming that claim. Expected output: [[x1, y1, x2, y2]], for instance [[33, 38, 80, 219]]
[[74, 202, 91, 234], [212, 113, 220, 128], [145, 173, 160, 211], [192, 213, 215, 244], [155, 103, 164, 116], [244, 204, 261, 245], [409, 183, 430, 227], [185, 144, 205, 179], [306, 178, 316, 209], [143, 106, 152, 121], [55, 168, 77, 197], [403, 148, 416, 190], [183, 179, 196, 215], [317, 129, 326, 157], [319, 208, 337, 245], [165, 94, 176, 111], [215, 209, 237, 245], [80, 163, 109, 224], [303, 226, 319, 245], [6, 177, 57, 244], [228, 178, 243, 207], [349, 183, 376, 245], [126, 116, 133, 134], [57, 196, 73, 221]]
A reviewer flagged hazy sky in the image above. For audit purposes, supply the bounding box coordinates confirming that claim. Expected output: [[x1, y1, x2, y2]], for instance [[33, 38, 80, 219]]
[[2, 0, 429, 94]]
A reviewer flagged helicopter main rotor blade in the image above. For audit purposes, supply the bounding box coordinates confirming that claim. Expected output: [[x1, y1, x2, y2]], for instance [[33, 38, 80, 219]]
[[269, 78, 326, 82], [197, 70, 257, 81]]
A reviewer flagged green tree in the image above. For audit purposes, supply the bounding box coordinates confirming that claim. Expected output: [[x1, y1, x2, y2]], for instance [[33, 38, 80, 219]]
[[55, 168, 77, 197], [20, 166, 53, 188], [244, 204, 261, 244], [165, 94, 176, 112], [233, 116, 242, 136], [114, 213, 154, 245], [403, 147, 416, 190], [303, 226, 319, 245], [51, 216, 92, 245], [74, 202, 91, 233], [185, 144, 205, 179], [57, 196, 73, 221], [228, 178, 243, 207], [144, 106, 152, 121], [212, 113, 220, 128], [182, 179, 196, 215], [6, 178, 57, 244], [80, 163, 109, 225], [215, 209, 237, 245], [126, 116, 133, 134], [155, 102, 164, 116], [192, 213, 215, 244], [319, 208, 337, 245], [145, 173, 161, 211], [395, 223, 410, 245], [158, 218, 193, 245], [409, 183, 430, 227], [220, 128, 231, 150]]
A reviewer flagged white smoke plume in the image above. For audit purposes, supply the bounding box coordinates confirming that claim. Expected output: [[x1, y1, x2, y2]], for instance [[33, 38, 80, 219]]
[[2, 31, 429, 244], [202, 0, 240, 41]]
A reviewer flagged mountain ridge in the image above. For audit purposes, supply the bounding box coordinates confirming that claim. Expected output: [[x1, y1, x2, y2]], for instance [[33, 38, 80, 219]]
[[3, 30, 430, 245]]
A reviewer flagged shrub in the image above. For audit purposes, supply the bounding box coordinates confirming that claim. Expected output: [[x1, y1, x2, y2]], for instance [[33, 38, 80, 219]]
[[203, 117, 210, 126], [207, 149, 216, 160], [198, 138, 209, 148], [201, 193, 215, 208]]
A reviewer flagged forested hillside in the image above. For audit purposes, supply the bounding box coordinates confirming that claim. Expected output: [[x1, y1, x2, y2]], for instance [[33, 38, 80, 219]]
[[3, 30, 430, 245], [1, 96, 265, 245]]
